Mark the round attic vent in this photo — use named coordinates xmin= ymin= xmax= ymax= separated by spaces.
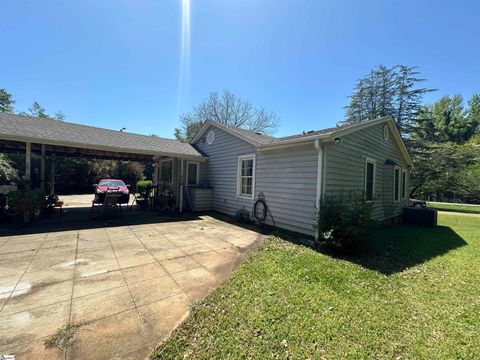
xmin=383 ymin=124 xmax=389 ymax=141
xmin=206 ymin=130 xmax=215 ymax=144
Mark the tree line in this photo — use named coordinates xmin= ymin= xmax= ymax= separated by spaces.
xmin=342 ymin=65 xmax=480 ymax=202
xmin=0 ymin=89 xmax=65 ymax=120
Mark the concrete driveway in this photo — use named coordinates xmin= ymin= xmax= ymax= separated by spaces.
xmin=0 ymin=215 xmax=263 ymax=359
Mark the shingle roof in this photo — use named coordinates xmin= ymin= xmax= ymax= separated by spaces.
xmin=0 ymin=113 xmax=203 ymax=157
xmin=210 ymin=122 xmax=277 ymax=146
xmin=207 ymin=120 xmax=367 ymax=147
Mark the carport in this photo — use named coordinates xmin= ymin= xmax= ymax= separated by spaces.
xmin=0 ymin=113 xmax=207 ymax=212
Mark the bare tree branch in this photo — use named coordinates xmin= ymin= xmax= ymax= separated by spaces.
xmin=175 ymin=90 xmax=279 ymax=142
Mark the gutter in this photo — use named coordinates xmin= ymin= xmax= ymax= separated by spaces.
xmin=258 ymin=135 xmax=333 ymax=151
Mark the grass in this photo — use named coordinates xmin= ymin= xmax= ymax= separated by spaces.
xmin=428 ymin=201 xmax=480 ymax=214
xmin=150 ymin=213 xmax=479 ymax=359
xmin=44 ymin=322 xmax=86 ymax=351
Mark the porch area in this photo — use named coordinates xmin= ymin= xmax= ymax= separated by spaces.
xmin=0 ymin=113 xmax=212 ymax=220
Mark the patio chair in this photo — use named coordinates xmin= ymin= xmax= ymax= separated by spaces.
xmin=103 ymin=192 xmax=121 ymax=218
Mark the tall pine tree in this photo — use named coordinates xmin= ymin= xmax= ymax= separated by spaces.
xmin=344 ymin=65 xmax=434 ymax=133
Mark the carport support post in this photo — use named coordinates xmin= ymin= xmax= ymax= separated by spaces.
xmin=50 ymin=157 xmax=55 ymax=195
xmin=25 ymin=142 xmax=31 ymax=181
xmin=179 ymin=158 xmax=184 ymax=213
xmin=40 ymin=144 xmax=46 ymax=192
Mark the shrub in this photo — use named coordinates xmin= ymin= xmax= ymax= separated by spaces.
xmin=136 ymin=179 xmax=153 ymax=195
xmin=0 ymin=154 xmax=17 ymax=183
xmin=235 ymin=207 xmax=252 ymax=224
xmin=7 ymin=190 xmax=45 ymax=213
xmin=316 ymin=192 xmax=374 ymax=253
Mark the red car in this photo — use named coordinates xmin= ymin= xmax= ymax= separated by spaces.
xmin=94 ymin=179 xmax=130 ymax=204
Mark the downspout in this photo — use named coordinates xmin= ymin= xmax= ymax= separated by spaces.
xmin=314 ymin=139 xmax=324 ymax=241
xmin=179 ymin=158 xmax=184 ymax=213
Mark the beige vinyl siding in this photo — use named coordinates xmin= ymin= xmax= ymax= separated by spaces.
xmin=195 ymin=126 xmax=256 ymax=216
xmin=256 ymin=144 xmax=318 ymax=236
xmin=324 ymin=123 xmax=409 ymax=220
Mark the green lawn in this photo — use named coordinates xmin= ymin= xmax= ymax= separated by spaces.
xmin=428 ymin=201 xmax=480 ymax=214
xmin=151 ymin=213 xmax=479 ymax=359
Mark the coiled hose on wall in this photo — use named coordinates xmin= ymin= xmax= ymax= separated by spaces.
xmin=252 ymin=194 xmax=275 ymax=228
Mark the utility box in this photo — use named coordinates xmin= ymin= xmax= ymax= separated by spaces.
xmin=403 ymin=207 xmax=438 ymax=226
xmin=188 ymin=187 xmax=213 ymax=212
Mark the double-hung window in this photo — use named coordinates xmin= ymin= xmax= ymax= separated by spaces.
xmin=365 ymin=158 xmax=376 ymax=201
xmin=401 ymin=169 xmax=407 ymax=199
xmin=393 ymin=166 xmax=401 ymax=202
xmin=237 ymin=154 xmax=255 ymax=198
xmin=160 ymin=159 xmax=173 ymax=183
xmin=187 ymin=161 xmax=199 ymax=186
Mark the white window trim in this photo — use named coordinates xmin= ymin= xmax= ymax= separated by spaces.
xmin=364 ymin=157 xmax=376 ymax=202
xmin=186 ymin=161 xmax=200 ymax=186
xmin=236 ymin=154 xmax=256 ymax=199
xmin=393 ymin=165 xmax=401 ymax=202
xmin=159 ymin=158 xmax=174 ymax=184
xmin=401 ymin=169 xmax=407 ymax=200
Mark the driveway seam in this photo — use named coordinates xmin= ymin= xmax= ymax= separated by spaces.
xmin=104 ymin=228 xmax=149 ymax=338
xmin=128 ymin=225 xmax=195 ymax=301
xmin=141 ymin=224 xmax=217 ymax=277
xmin=0 ymin=236 xmax=11 ymax=247
xmin=0 ymin=233 xmax=49 ymax=313
xmin=65 ymin=230 xmax=80 ymax=360
xmin=67 ymin=231 xmax=80 ymax=323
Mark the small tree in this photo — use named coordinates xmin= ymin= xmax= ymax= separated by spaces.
xmin=28 ymin=101 xmax=49 ymax=118
xmin=0 ymin=88 xmax=15 ymax=113
xmin=53 ymin=111 xmax=66 ymax=121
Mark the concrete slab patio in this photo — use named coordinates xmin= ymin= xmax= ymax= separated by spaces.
xmin=0 ymin=214 xmax=264 ymax=359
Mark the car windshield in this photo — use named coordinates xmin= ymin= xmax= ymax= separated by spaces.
xmin=99 ymin=180 xmax=126 ymax=187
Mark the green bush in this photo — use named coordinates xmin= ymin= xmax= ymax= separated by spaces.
xmin=235 ymin=207 xmax=252 ymax=224
xmin=136 ymin=179 xmax=153 ymax=195
xmin=7 ymin=190 xmax=46 ymax=214
xmin=0 ymin=154 xmax=17 ymax=183
xmin=316 ymin=192 xmax=374 ymax=253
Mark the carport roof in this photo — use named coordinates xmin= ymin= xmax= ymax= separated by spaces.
xmin=0 ymin=113 xmax=204 ymax=158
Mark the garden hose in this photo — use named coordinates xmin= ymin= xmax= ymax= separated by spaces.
xmin=253 ymin=196 xmax=275 ymax=228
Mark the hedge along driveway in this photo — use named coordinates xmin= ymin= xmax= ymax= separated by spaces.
xmin=151 ymin=212 xmax=479 ymax=359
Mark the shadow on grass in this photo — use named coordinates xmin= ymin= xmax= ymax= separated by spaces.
xmin=342 ymin=224 xmax=467 ymax=275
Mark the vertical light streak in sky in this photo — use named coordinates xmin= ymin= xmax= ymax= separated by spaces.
xmin=177 ymin=0 xmax=191 ymax=113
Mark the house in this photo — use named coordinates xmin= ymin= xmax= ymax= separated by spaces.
xmin=189 ymin=116 xmax=412 ymax=238
xmin=0 ymin=113 xmax=412 ymax=239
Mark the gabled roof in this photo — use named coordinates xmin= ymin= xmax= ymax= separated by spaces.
xmin=191 ymin=117 xmax=413 ymax=167
xmin=0 ymin=113 xmax=204 ymax=158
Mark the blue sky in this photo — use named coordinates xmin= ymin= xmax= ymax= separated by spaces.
xmin=1 ymin=0 xmax=479 ymax=138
